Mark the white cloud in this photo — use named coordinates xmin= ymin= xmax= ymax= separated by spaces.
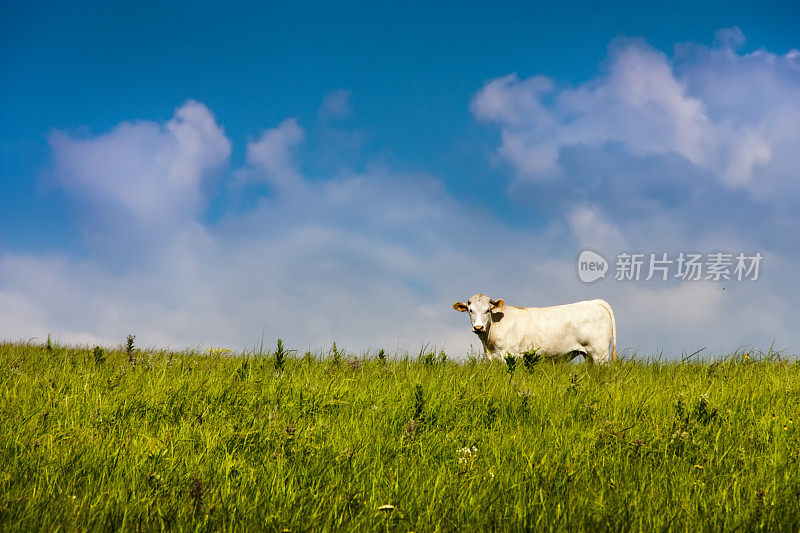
xmin=49 ymin=100 xmax=230 ymax=227
xmin=473 ymin=30 xmax=800 ymax=197
xmin=472 ymin=29 xmax=800 ymax=249
xmin=242 ymin=118 xmax=306 ymax=193
xmin=713 ymin=27 xmax=746 ymax=50
xmin=567 ymin=205 xmax=626 ymax=252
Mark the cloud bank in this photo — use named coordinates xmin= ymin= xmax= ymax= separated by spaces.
xmin=470 ymin=28 xmax=800 ymax=353
xmin=2 ymin=29 xmax=799 ymax=357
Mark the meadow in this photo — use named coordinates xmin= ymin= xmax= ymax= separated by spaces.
xmin=1 ymin=339 xmax=799 ymax=531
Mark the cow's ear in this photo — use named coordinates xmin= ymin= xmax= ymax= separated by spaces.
xmin=490 ymin=299 xmax=505 ymax=309
xmin=453 ymin=302 xmax=468 ymax=312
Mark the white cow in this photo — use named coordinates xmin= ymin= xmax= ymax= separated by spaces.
xmin=453 ymin=294 xmax=617 ymax=363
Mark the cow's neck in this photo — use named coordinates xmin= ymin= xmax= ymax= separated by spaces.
xmin=480 ymin=327 xmax=498 ymax=354
xmin=483 ymin=310 xmax=511 ymax=355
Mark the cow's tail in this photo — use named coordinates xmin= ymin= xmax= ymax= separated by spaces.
xmin=597 ymin=300 xmax=617 ymax=361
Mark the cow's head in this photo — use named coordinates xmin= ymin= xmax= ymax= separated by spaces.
xmin=453 ymin=293 xmax=505 ymax=334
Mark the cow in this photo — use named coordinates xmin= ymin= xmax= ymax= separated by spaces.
xmin=453 ymin=294 xmax=617 ymax=363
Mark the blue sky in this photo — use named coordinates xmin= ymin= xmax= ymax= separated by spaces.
xmin=2 ymin=1 xmax=800 ymax=355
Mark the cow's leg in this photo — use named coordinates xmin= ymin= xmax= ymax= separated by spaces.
xmin=570 ymin=350 xmax=586 ymax=363
xmin=576 ymin=339 xmax=597 ymax=364
xmin=583 ymin=340 xmax=610 ymax=364
xmin=596 ymin=345 xmax=612 ymax=364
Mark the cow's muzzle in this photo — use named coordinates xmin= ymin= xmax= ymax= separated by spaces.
xmin=473 ymin=325 xmax=485 ymax=333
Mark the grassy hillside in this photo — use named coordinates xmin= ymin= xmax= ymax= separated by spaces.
xmin=1 ymin=341 xmax=799 ymax=531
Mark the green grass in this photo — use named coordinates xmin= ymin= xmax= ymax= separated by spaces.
xmin=1 ymin=341 xmax=800 ymax=531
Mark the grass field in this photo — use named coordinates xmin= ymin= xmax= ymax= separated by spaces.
xmin=1 ymin=340 xmax=799 ymax=531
